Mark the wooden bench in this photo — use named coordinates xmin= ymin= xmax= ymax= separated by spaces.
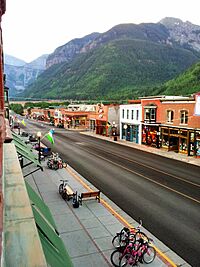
xmin=63 ymin=185 xmax=75 ymax=201
xmin=78 ymin=191 xmax=100 ymax=205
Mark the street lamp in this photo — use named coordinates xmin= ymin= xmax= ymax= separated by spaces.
xmin=37 ymin=131 xmax=42 ymax=162
xmin=123 ymin=124 xmax=127 ymax=140
xmin=17 ymin=119 xmax=20 ymax=135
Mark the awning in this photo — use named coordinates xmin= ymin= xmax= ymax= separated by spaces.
xmin=12 ymin=133 xmax=43 ymax=177
xmin=25 ymin=182 xmax=73 ymax=267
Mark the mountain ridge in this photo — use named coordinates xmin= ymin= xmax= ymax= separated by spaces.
xmin=14 ymin=17 xmax=200 ymax=99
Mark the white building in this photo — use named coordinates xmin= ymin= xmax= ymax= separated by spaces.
xmin=120 ymin=104 xmax=142 ymax=144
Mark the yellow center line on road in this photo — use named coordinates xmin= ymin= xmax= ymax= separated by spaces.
xmin=65 ymin=166 xmax=177 ymax=267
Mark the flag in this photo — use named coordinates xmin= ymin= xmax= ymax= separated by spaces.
xmin=45 ymin=131 xmax=54 ymax=144
xmin=21 ymin=119 xmax=26 ymax=126
xmin=49 ymin=128 xmax=55 ymax=134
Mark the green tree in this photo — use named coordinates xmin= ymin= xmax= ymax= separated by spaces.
xmin=10 ymin=103 xmax=24 ymax=115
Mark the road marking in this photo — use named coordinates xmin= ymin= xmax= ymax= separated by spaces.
xmin=66 ymin=166 xmax=177 ymax=267
xmin=84 ymin=140 xmax=200 ymax=188
xmin=77 ymin=146 xmax=200 ymax=204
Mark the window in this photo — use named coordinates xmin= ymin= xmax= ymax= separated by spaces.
xmin=122 ymin=109 xmax=124 ymax=119
xmin=127 ymin=110 xmax=129 ymax=119
xmin=144 ymin=108 xmax=156 ymax=122
xmin=167 ymin=110 xmax=174 ymax=123
xmin=180 ymin=110 xmax=188 ymax=124
xmin=136 ymin=110 xmax=139 ymax=120
xmin=131 ymin=110 xmax=134 ymax=120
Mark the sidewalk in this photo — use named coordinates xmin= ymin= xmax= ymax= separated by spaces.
xmin=25 ymin=160 xmax=191 ymax=267
xmin=81 ymin=131 xmax=200 ymax=167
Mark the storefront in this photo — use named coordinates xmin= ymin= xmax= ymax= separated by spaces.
xmin=122 ymin=123 xmax=140 ymax=143
xmin=142 ymin=124 xmax=160 ymax=148
xmin=196 ymin=131 xmax=200 ymax=157
xmin=96 ymin=120 xmax=108 ymax=135
xmin=160 ymin=127 xmax=198 ymax=156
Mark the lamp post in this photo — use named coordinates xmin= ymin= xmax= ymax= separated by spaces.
xmin=37 ymin=131 xmax=42 ymax=162
xmin=17 ymin=119 xmax=20 ymax=135
xmin=123 ymin=124 xmax=127 ymax=140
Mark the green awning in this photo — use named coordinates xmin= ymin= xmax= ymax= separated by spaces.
xmin=12 ymin=132 xmax=33 ymax=150
xmin=12 ymin=137 xmax=43 ymax=177
xmin=25 ymin=181 xmax=73 ymax=267
xmin=26 ymin=182 xmax=56 ymax=229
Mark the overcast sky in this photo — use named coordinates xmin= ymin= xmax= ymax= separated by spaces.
xmin=2 ymin=0 xmax=200 ymax=63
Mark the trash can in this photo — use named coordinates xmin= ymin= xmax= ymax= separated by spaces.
xmin=114 ymin=136 xmax=117 ymax=141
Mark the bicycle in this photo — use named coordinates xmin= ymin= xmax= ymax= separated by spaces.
xmin=111 ymin=237 xmax=156 ymax=267
xmin=112 ymin=219 xmax=149 ymax=249
xmin=119 ymin=238 xmax=156 ymax=266
xmin=58 ymin=179 xmax=69 ymax=200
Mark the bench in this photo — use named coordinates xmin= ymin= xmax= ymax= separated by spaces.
xmin=63 ymin=185 xmax=75 ymax=201
xmin=78 ymin=191 xmax=100 ymax=205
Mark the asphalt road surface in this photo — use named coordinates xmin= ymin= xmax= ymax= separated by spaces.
xmin=23 ymin=120 xmax=200 ymax=266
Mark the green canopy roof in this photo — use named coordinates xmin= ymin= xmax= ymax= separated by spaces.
xmin=12 ymin=133 xmax=43 ymax=176
xmin=25 ymin=181 xmax=73 ymax=267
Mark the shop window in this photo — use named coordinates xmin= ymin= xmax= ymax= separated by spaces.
xmin=144 ymin=108 xmax=156 ymax=122
xmin=162 ymin=135 xmax=169 ymax=147
xmin=179 ymin=138 xmax=187 ymax=152
xmin=166 ymin=110 xmax=174 ymax=123
xmin=180 ymin=110 xmax=188 ymax=124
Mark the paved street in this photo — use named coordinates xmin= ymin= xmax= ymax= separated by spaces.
xmin=20 ymin=119 xmax=200 ymax=266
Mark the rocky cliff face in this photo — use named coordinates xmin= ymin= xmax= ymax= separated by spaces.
xmin=46 ymin=18 xmax=200 ymax=71
xmin=46 ymin=32 xmax=100 ymax=69
xmin=4 ymin=54 xmax=48 ymax=97
xmin=160 ymin=17 xmax=200 ymax=51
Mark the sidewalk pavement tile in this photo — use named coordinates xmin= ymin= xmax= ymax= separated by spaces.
xmin=47 ymin=201 xmax=73 ymax=215
xmin=72 ymin=205 xmax=96 ymax=220
xmin=80 ymin=217 xmax=105 ymax=229
xmin=72 ymin=252 xmax=110 ymax=267
xmin=97 ymin=214 xmax=122 ymax=226
xmin=41 ymin=190 xmax=63 ymax=203
xmin=61 ymin=229 xmax=99 ymax=258
xmin=54 ymin=213 xmax=83 ymax=234
xmin=87 ymin=226 xmax=111 ymax=239
xmin=93 ymin=236 xmax=115 ymax=251
xmin=36 ymin=182 xmax=56 ymax=193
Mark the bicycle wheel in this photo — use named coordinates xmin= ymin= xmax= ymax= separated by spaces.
xmin=142 ymin=246 xmax=156 ymax=264
xmin=59 ymin=184 xmax=63 ymax=194
xmin=110 ymin=249 xmax=123 ymax=267
xmin=62 ymin=192 xmax=67 ymax=200
xmin=119 ymin=253 xmax=137 ymax=267
xmin=112 ymin=234 xmax=127 ymax=248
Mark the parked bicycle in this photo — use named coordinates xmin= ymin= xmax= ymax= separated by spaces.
xmin=111 ymin=237 xmax=156 ymax=267
xmin=59 ymin=179 xmax=69 ymax=200
xmin=112 ymin=219 xmax=148 ymax=249
xmin=47 ymin=152 xmax=65 ymax=170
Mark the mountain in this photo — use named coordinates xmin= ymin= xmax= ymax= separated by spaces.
xmin=4 ymin=54 xmax=26 ymax=66
xmin=21 ymin=18 xmax=200 ymax=100
xmin=4 ymin=54 xmax=48 ymax=97
xmin=46 ymin=32 xmax=100 ymax=68
xmin=152 ymin=61 xmax=200 ymax=96
xmin=160 ymin=17 xmax=200 ymax=52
